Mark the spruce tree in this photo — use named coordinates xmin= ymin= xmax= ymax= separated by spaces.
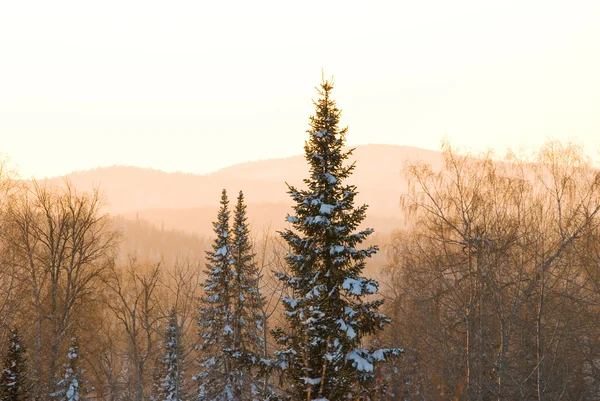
xmin=195 ymin=189 xmax=236 ymax=401
xmin=150 ymin=354 xmax=164 ymax=401
xmin=230 ymin=191 xmax=272 ymax=400
xmin=52 ymin=337 xmax=84 ymax=401
xmin=156 ymin=308 xmax=185 ymax=401
xmin=273 ymin=79 xmax=402 ymax=400
xmin=0 ymin=329 xmax=28 ymax=401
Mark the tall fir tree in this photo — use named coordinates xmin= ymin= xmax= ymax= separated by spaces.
xmin=273 ymin=79 xmax=402 ymax=400
xmin=52 ymin=337 xmax=84 ymax=401
xmin=195 ymin=189 xmax=237 ymax=401
xmin=0 ymin=329 xmax=28 ymax=401
xmin=155 ymin=308 xmax=185 ymax=401
xmin=230 ymin=191 xmax=272 ymax=400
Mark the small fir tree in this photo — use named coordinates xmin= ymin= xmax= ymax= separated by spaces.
xmin=273 ymin=79 xmax=402 ymax=400
xmin=156 ymin=308 xmax=185 ymax=401
xmin=0 ymin=329 xmax=28 ymax=401
xmin=230 ymin=191 xmax=272 ymax=400
xmin=150 ymin=354 xmax=164 ymax=401
xmin=195 ymin=189 xmax=237 ymax=401
xmin=52 ymin=337 xmax=84 ymax=401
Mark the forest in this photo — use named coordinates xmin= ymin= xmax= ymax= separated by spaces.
xmin=1 ymin=81 xmax=600 ymax=401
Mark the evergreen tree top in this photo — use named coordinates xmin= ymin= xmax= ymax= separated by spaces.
xmin=213 ymin=189 xmax=230 ymax=242
xmin=302 ymin=79 xmax=354 ymax=192
xmin=51 ymin=337 xmax=83 ymax=401
xmin=67 ymin=337 xmax=79 ymax=359
xmin=167 ymin=307 xmax=179 ymax=329
xmin=7 ymin=329 xmax=25 ymax=353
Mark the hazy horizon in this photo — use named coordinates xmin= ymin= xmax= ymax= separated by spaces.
xmin=35 ymin=144 xmax=439 ymax=236
xmin=22 ymin=143 xmax=438 ymax=179
xmin=2 ymin=1 xmax=600 ymax=178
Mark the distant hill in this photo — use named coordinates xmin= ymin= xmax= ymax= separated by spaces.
xmin=46 ymin=144 xmax=442 ymax=236
xmin=123 ymin=202 xmax=411 ymax=238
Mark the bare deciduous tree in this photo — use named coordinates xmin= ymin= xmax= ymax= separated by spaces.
xmin=384 ymin=141 xmax=600 ymax=401
xmin=103 ymin=256 xmax=162 ymax=401
xmin=0 ymin=158 xmax=22 ymax=345
xmin=6 ymin=181 xmax=119 ymax=398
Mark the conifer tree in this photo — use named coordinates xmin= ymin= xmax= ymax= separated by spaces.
xmin=195 ymin=189 xmax=237 ymax=401
xmin=230 ymin=191 xmax=272 ymax=400
xmin=150 ymin=355 xmax=163 ymax=401
xmin=0 ymin=329 xmax=28 ymax=401
xmin=156 ymin=308 xmax=185 ymax=401
xmin=52 ymin=337 xmax=84 ymax=401
xmin=273 ymin=79 xmax=402 ymax=400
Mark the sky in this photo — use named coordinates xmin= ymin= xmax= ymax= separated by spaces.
xmin=1 ymin=0 xmax=599 ymax=178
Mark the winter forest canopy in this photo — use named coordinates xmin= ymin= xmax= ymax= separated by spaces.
xmin=1 ymin=80 xmax=600 ymax=401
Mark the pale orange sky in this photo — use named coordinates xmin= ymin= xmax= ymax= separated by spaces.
xmin=1 ymin=1 xmax=599 ymax=178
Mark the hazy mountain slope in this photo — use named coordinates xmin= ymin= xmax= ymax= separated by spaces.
xmin=123 ymin=202 xmax=406 ymax=238
xmin=113 ymin=215 xmax=209 ymax=264
xmin=48 ymin=144 xmax=441 ymax=235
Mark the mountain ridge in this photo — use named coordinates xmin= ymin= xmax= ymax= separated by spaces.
xmin=42 ymin=144 xmax=442 ymax=235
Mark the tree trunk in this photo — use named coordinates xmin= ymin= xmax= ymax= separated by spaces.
xmin=536 ymin=271 xmax=545 ymax=401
